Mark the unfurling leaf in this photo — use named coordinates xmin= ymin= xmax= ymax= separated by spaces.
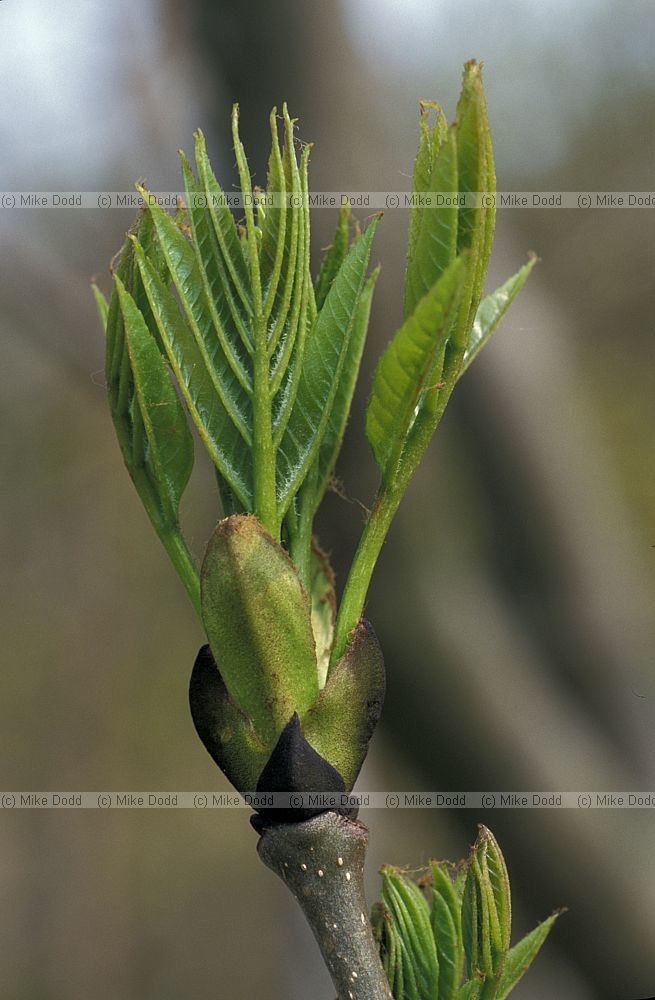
xmin=334 ymin=61 xmax=534 ymax=660
xmin=302 ymin=264 xmax=380 ymax=520
xmin=180 ymin=148 xmax=253 ymax=388
xmin=99 ymin=102 xmax=382 ymax=602
xmin=430 ymin=862 xmax=465 ymax=1000
xmin=404 ymin=109 xmax=458 ymax=320
xmin=376 ymin=829 xmax=558 ymax=1000
xmin=92 ymin=283 xmax=109 ymax=331
xmin=373 ymin=902 xmax=403 ymax=995
xmin=458 ymin=979 xmax=484 ymax=999
xmin=461 ymin=256 xmax=537 ymax=376
xmin=315 ymin=203 xmax=351 ymax=311
xmin=276 ymin=216 xmax=380 ymax=513
xmin=496 ymin=913 xmax=561 ymax=1000
xmin=102 ymin=216 xmax=200 ymax=612
xmin=462 ymin=826 xmax=511 ymax=993
xmin=406 ymin=101 xmax=447 ymax=282
xmin=378 ymin=868 xmax=440 ymax=1000
xmin=114 ymin=274 xmax=194 ymax=524
xmin=193 ymin=128 xmax=253 ymax=319
xmin=132 ymin=237 xmax=254 ymax=508
xmin=135 ymin=187 xmax=253 ymax=444
xmin=454 ymin=60 xmax=495 ymax=329
xmin=366 ymin=254 xmax=467 ymax=482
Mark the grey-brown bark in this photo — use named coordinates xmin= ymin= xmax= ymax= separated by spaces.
xmin=258 ymin=812 xmax=393 ymax=1000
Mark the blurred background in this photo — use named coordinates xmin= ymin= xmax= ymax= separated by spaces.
xmin=1 ymin=1 xmax=653 ymax=997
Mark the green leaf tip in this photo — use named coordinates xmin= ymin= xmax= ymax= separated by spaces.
xmin=91 ymin=282 xmax=109 ymax=333
xmin=496 ymin=911 xmax=563 ymax=1000
xmin=462 ymin=255 xmax=537 ymax=376
xmin=315 ymin=202 xmax=352 ymax=311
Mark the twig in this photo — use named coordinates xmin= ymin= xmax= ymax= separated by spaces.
xmin=257 ymin=811 xmax=393 ymax=1000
